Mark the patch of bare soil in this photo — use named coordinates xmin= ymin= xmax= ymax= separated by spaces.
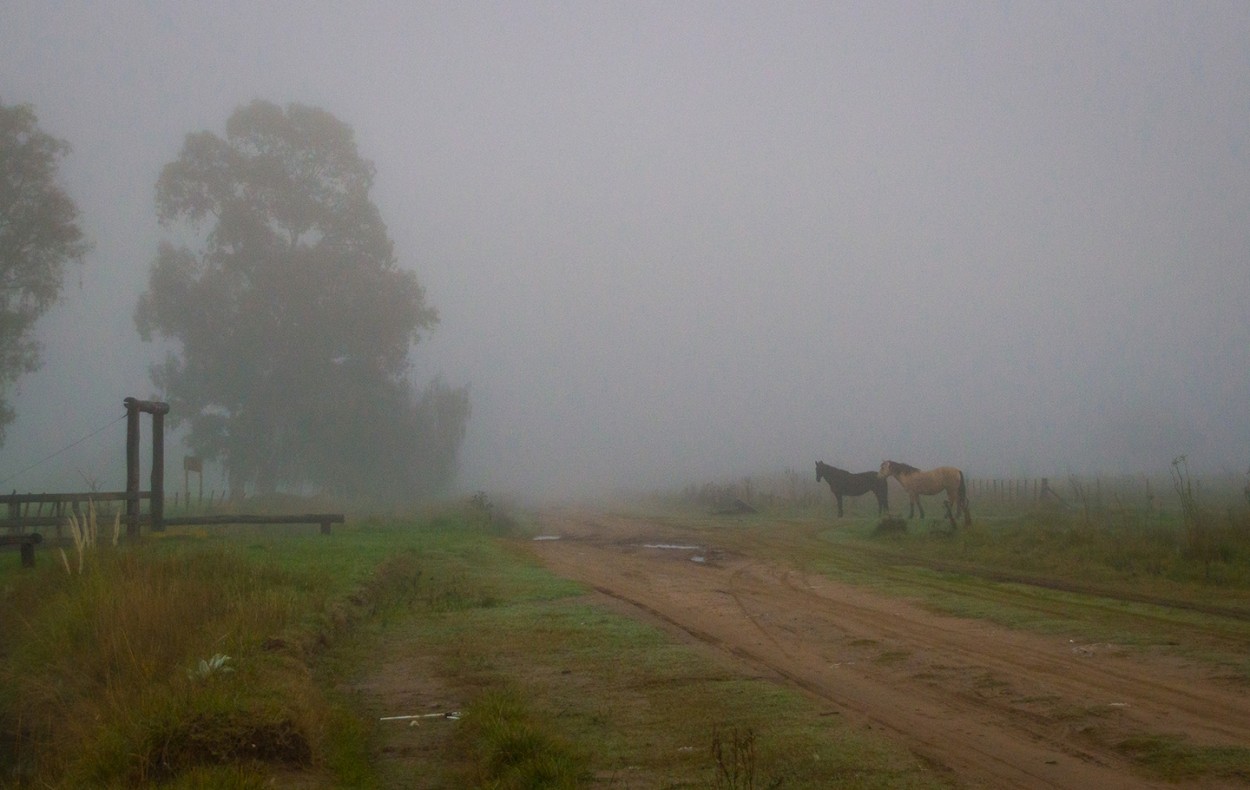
xmin=524 ymin=510 xmax=1250 ymax=789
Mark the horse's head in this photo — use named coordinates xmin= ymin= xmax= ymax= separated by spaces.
xmin=815 ymin=461 xmax=826 ymax=482
xmin=878 ymin=460 xmax=894 ymax=478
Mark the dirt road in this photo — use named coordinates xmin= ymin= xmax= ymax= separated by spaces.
xmin=527 ymin=510 xmax=1250 ymax=789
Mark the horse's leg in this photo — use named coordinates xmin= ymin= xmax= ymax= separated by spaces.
xmin=915 ymin=494 xmax=924 ymax=520
xmin=835 ymin=493 xmax=843 ymax=518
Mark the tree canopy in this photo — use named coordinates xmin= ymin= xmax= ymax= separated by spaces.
xmin=0 ymin=101 xmax=88 ymax=446
xmin=136 ymin=100 xmax=467 ymax=500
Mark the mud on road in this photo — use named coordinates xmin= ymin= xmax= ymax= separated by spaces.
xmin=527 ymin=510 xmax=1250 ymax=789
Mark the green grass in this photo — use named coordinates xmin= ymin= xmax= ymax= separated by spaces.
xmin=798 ymin=503 xmax=1250 ymax=606
xmin=1112 ymin=734 xmax=1250 ymax=783
xmin=349 ymin=520 xmax=952 ymax=790
xmin=372 ymin=594 xmax=944 ymax=789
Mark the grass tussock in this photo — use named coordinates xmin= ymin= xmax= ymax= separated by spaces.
xmin=453 ymin=685 xmax=586 ymax=789
xmin=872 ymin=516 xmax=908 ymax=537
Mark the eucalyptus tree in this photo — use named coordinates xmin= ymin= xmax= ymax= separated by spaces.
xmin=0 ymin=101 xmax=88 ymax=445
xmin=136 ymin=100 xmax=466 ymax=500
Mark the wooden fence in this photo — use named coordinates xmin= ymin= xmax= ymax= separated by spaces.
xmin=2 ymin=397 xmax=344 ymax=568
xmin=1 ymin=491 xmax=146 ymax=537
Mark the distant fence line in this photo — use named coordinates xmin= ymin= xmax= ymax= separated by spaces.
xmin=966 ymin=475 xmax=1243 ymax=509
xmin=682 ymin=470 xmax=1249 ymax=512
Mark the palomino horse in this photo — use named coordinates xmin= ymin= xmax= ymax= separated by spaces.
xmin=816 ymin=461 xmax=888 ymax=517
xmin=878 ymin=460 xmax=971 ymax=526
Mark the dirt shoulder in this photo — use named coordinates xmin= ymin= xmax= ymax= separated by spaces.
xmin=526 ymin=510 xmax=1250 ymax=789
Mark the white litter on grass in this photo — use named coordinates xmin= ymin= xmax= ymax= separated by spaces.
xmin=1070 ymin=641 xmax=1111 ymax=656
xmin=643 ymin=543 xmax=701 ymax=550
xmin=380 ymin=712 xmax=461 ymax=722
xmin=690 ymin=556 xmax=706 ymax=563
xmin=532 ymin=535 xmax=562 ymax=541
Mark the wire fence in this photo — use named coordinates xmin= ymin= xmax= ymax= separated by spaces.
xmin=673 ymin=468 xmax=1250 ymax=517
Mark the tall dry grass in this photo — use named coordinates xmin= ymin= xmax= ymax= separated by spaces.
xmin=58 ymin=499 xmax=120 ymax=575
xmin=0 ymin=543 xmax=355 ymax=785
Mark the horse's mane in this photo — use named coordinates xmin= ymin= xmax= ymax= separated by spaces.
xmin=889 ymin=461 xmax=921 ymax=474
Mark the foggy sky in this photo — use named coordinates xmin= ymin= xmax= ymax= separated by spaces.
xmin=2 ymin=2 xmax=1248 ymax=499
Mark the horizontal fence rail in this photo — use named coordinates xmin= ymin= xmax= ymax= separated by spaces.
xmin=165 ymin=513 xmax=345 ymax=535
xmin=1 ymin=491 xmax=145 ymax=534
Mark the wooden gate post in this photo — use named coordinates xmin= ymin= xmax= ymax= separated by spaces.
xmin=123 ymin=397 xmax=171 ymax=539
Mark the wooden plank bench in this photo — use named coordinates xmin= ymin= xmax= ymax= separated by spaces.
xmin=0 ymin=533 xmax=43 ymax=568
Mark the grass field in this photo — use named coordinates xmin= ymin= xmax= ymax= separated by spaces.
xmin=0 ymin=505 xmax=953 ymax=788
xmin=1 ymin=488 xmax=1248 ymax=787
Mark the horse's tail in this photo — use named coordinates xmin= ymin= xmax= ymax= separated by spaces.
xmin=958 ymin=470 xmax=971 ymax=525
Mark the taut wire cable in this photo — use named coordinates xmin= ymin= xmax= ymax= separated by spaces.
xmin=0 ymin=413 xmax=129 ymax=488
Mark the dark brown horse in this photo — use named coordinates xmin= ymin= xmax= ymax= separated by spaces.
xmin=878 ymin=460 xmax=971 ymax=526
xmin=816 ymin=461 xmax=888 ymax=517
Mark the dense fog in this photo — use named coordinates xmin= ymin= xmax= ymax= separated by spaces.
xmin=2 ymin=3 xmax=1248 ymax=501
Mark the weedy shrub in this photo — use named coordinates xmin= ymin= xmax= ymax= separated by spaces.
xmin=712 ymin=726 xmax=760 ymax=790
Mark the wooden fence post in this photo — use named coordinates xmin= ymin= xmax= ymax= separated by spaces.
xmin=151 ymin=408 xmax=165 ymax=532
xmin=125 ymin=398 xmax=140 ymax=539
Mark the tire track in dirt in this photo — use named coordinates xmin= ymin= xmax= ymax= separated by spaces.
xmin=717 ymin=558 xmax=1137 ymax=788
xmin=527 ymin=511 xmax=1250 ymax=789
xmin=767 ymin=563 xmax=1250 ymax=747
